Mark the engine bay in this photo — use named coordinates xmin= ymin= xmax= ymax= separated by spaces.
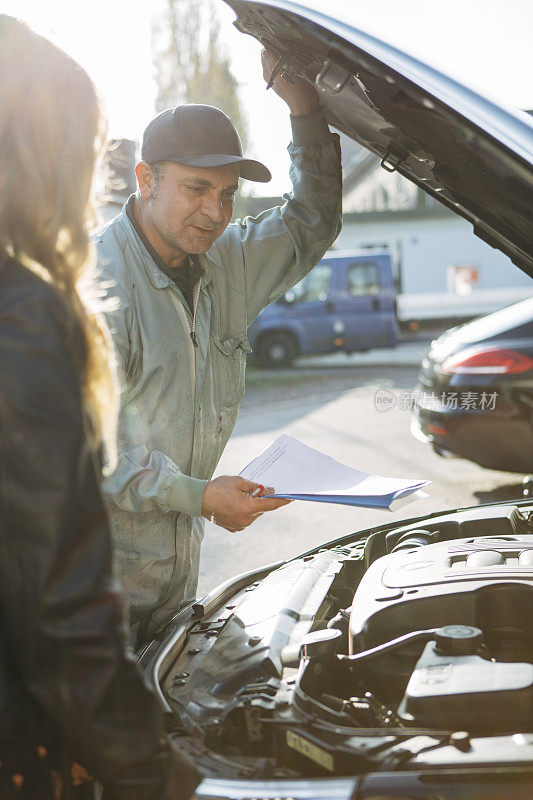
xmin=349 ymin=530 xmax=533 ymax=727
xmin=144 ymin=502 xmax=533 ymax=779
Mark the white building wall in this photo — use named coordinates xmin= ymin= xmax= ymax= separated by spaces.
xmin=335 ymin=213 xmax=531 ymax=295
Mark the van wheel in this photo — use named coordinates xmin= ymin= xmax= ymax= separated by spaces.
xmin=257 ymin=333 xmax=296 ymax=368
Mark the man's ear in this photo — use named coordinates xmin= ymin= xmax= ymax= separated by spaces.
xmin=135 ymin=161 xmax=155 ymax=200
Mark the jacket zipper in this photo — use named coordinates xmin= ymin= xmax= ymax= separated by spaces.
xmin=191 ymin=280 xmax=201 ymax=349
xmin=169 ymin=280 xmax=202 ymax=400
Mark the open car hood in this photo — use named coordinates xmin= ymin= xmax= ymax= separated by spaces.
xmin=142 ymin=498 xmax=533 ymax=796
xmin=224 ymin=0 xmax=533 ymax=276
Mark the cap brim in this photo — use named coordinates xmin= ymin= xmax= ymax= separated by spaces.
xmin=165 ymin=153 xmax=271 ymax=183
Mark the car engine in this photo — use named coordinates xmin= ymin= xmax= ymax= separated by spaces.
xmin=149 ymin=503 xmax=533 ymax=778
xmin=349 ymin=533 xmax=533 ymax=731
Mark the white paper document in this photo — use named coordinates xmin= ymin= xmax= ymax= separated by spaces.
xmin=240 ymin=434 xmax=429 ymax=511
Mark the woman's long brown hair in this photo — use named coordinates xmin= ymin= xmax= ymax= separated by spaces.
xmin=0 ymin=15 xmax=117 ymax=465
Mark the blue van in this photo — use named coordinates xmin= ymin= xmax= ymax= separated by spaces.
xmin=247 ymin=250 xmax=398 ymax=366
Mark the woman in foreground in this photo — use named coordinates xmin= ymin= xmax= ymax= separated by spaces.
xmin=0 ymin=15 xmax=200 ymax=799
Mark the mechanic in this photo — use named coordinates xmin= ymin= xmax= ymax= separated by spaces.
xmin=97 ymin=50 xmax=342 ymax=646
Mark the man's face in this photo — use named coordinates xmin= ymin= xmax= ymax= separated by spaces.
xmin=144 ymin=161 xmax=239 ymax=260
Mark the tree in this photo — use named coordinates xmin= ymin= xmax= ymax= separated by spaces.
xmin=151 ymin=0 xmax=247 ymax=147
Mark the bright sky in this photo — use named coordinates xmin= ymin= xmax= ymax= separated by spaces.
xmin=2 ymin=0 xmax=532 ymax=195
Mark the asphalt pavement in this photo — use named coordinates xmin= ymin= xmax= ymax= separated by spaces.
xmin=197 ymin=340 xmax=526 ymax=597
xmin=289 ymin=339 xmax=430 ymax=369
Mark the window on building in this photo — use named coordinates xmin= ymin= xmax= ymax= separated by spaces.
xmin=347 ymin=262 xmax=380 ymax=296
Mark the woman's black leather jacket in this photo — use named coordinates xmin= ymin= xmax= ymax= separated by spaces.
xmin=0 ymin=253 xmax=201 ymax=799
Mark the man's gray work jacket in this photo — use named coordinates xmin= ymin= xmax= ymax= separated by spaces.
xmin=97 ymin=109 xmax=342 ymax=641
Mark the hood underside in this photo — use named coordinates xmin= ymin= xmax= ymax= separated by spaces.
xmin=224 ymin=0 xmax=533 ymax=277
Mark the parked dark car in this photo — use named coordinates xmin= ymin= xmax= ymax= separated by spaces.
xmin=140 ymin=1 xmax=533 ymax=798
xmin=248 ymin=250 xmax=397 ymax=366
xmin=412 ymin=298 xmax=533 ymax=473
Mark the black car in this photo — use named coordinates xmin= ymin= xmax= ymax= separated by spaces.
xmin=412 ymin=298 xmax=533 ymax=473
xmin=140 ymin=1 xmax=533 ymax=797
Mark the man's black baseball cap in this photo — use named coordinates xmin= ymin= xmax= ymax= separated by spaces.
xmin=141 ymin=104 xmax=271 ymax=183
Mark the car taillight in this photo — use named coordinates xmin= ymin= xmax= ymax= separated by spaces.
xmin=428 ymin=424 xmax=448 ymax=435
xmin=441 ymin=347 xmax=533 ymax=375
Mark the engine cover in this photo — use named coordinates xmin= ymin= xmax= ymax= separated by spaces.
xmin=349 ymin=535 xmax=533 ymax=699
xmin=398 ymin=640 xmax=533 ymax=730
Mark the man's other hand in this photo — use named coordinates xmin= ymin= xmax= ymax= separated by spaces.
xmin=201 ymin=475 xmax=291 ymax=532
xmin=261 ymin=49 xmax=319 ymax=117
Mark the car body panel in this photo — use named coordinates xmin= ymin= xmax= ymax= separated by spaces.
xmin=413 ymin=300 xmax=533 ymax=471
xmin=322 ymin=252 xmax=396 ymax=351
xmin=247 ymin=250 xmax=397 ymax=360
xmin=427 ymin=298 xmax=533 ymax=362
xmin=358 ymin=768 xmax=533 ymax=800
